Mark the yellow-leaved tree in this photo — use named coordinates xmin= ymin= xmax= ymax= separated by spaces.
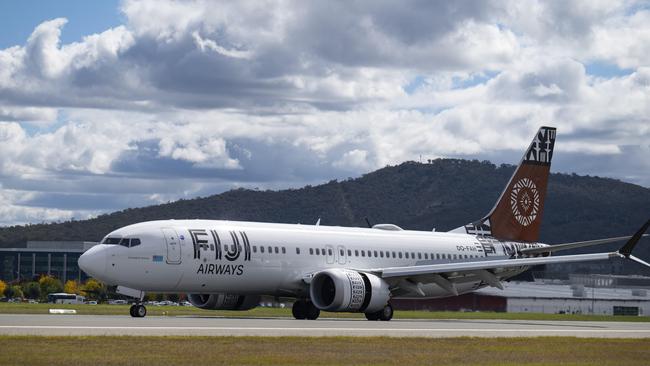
xmin=64 ymin=280 xmax=84 ymax=295
xmin=0 ymin=280 xmax=6 ymax=297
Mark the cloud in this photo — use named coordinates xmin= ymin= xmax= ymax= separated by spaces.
xmin=0 ymin=0 xmax=648 ymax=225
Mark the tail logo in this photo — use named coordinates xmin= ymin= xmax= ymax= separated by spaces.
xmin=510 ymin=178 xmax=540 ymax=226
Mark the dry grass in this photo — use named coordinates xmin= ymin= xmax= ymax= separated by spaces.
xmin=1 ymin=336 xmax=649 ymax=365
xmin=1 ymin=302 xmax=649 ymax=322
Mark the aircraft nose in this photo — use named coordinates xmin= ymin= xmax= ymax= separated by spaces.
xmin=78 ymin=245 xmax=108 ymax=280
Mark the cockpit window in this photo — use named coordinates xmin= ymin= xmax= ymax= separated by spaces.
xmin=130 ymin=239 xmax=141 ymax=247
xmin=102 ymin=237 xmax=122 ymax=245
xmin=119 ymin=238 xmax=130 ymax=247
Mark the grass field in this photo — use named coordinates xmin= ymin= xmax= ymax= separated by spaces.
xmin=1 ymin=336 xmax=649 ymax=365
xmin=1 ymin=302 xmax=649 ymax=322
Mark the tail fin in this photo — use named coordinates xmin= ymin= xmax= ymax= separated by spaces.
xmin=454 ymin=126 xmax=557 ymax=242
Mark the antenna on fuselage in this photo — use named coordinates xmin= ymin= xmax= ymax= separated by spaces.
xmin=315 ymin=218 xmax=321 ymax=226
xmin=365 ymin=217 xmax=372 ymax=228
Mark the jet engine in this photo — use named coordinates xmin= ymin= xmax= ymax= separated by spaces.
xmin=309 ymin=269 xmax=390 ymax=313
xmin=187 ymin=293 xmax=260 ymax=310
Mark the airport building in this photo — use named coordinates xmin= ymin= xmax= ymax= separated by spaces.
xmin=0 ymin=241 xmax=97 ymax=283
xmin=392 ymin=275 xmax=650 ymax=316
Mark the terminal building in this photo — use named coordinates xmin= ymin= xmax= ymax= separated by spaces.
xmin=0 ymin=241 xmax=97 ymax=283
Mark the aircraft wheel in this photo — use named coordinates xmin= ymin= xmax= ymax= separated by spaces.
xmin=379 ymin=304 xmax=393 ymax=321
xmin=135 ymin=304 xmax=147 ymax=318
xmin=292 ymin=300 xmax=307 ymax=320
xmin=129 ymin=304 xmax=137 ymax=317
xmin=365 ymin=311 xmax=380 ymax=321
xmin=305 ymin=302 xmax=321 ymax=320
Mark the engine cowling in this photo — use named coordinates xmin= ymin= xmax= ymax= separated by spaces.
xmin=309 ymin=269 xmax=390 ymax=313
xmin=187 ymin=293 xmax=260 ymax=310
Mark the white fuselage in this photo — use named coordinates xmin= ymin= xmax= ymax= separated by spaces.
xmin=81 ymin=219 xmax=546 ymax=299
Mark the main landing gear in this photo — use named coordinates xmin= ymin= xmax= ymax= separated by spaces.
xmin=292 ymin=299 xmax=321 ymax=320
xmin=364 ymin=304 xmax=393 ymax=321
xmin=129 ymin=303 xmax=147 ymax=318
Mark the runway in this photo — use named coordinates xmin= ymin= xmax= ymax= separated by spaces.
xmin=1 ymin=314 xmax=649 ymax=337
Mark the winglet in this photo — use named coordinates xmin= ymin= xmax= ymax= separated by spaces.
xmin=618 ymin=219 xmax=650 ymax=257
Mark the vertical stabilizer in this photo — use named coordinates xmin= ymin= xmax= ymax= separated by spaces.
xmin=454 ymin=126 xmax=556 ymax=242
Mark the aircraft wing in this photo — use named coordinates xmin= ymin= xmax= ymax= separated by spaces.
xmin=520 ymin=234 xmax=649 ymax=255
xmin=368 ymin=220 xmax=650 ymax=296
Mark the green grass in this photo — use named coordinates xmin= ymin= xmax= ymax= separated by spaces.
xmin=1 ymin=336 xmax=649 ymax=365
xmin=1 ymin=302 xmax=649 ymax=322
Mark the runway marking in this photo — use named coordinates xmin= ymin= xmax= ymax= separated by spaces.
xmin=1 ymin=326 xmax=649 ymax=333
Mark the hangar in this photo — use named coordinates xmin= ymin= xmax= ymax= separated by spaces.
xmin=392 ymin=275 xmax=650 ymax=316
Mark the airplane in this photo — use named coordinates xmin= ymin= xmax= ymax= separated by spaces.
xmin=78 ymin=126 xmax=650 ymax=320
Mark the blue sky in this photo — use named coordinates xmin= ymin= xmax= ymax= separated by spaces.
xmin=0 ymin=1 xmax=122 ymax=48
xmin=0 ymin=0 xmax=648 ymax=225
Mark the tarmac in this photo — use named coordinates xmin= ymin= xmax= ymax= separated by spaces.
xmin=1 ymin=314 xmax=650 ymax=337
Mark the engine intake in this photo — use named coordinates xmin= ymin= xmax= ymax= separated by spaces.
xmin=309 ymin=269 xmax=390 ymax=313
xmin=187 ymin=293 xmax=260 ymax=310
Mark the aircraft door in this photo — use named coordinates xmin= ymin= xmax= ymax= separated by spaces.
xmin=337 ymin=245 xmax=347 ymax=264
xmin=162 ymin=228 xmax=181 ymax=264
xmin=325 ymin=245 xmax=335 ymax=264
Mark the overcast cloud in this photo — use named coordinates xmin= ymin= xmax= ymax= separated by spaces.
xmin=0 ymin=0 xmax=648 ymax=225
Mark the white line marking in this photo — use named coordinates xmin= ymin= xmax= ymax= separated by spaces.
xmin=0 ymin=326 xmax=649 ymax=333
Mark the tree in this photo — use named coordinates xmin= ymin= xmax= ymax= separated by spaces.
xmin=22 ymin=282 xmax=41 ymax=300
xmin=82 ymin=279 xmax=106 ymax=301
xmin=0 ymin=280 xmax=6 ymax=297
xmin=39 ymin=275 xmax=63 ymax=295
xmin=64 ymin=280 xmax=80 ymax=295
xmin=5 ymin=285 xmax=23 ymax=299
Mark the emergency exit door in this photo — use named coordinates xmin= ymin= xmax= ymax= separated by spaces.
xmin=162 ymin=228 xmax=181 ymax=264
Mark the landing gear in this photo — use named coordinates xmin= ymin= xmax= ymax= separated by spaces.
xmin=365 ymin=304 xmax=393 ymax=321
xmin=130 ymin=304 xmax=147 ymax=318
xmin=292 ymin=299 xmax=320 ymax=320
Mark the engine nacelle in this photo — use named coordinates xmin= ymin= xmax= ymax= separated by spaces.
xmin=309 ymin=269 xmax=390 ymax=313
xmin=187 ymin=293 xmax=260 ymax=310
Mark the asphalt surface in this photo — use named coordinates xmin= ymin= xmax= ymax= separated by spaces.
xmin=1 ymin=314 xmax=649 ymax=337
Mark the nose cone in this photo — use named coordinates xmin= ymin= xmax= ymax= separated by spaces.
xmin=78 ymin=245 xmax=108 ymax=281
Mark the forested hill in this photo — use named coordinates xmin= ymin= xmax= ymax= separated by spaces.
xmin=1 ymin=159 xmax=649 ymax=272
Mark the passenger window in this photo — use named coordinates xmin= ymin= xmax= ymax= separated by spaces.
xmin=347 ymin=250 xmax=352 ymax=256
xmin=418 ymin=253 xmax=422 ymax=259
xmin=380 ymin=251 xmax=384 ymax=258
xmin=296 ymin=248 xmax=300 ymax=255
xmin=411 ymin=252 xmax=415 ymax=259
xmin=392 ymin=251 xmax=396 ymax=258
xmin=253 ymin=246 xmax=257 ymax=253
xmin=282 ymin=247 xmax=286 ymax=254
xmin=130 ymin=239 xmax=141 ymax=247
xmin=424 ymin=253 xmax=428 ymax=260
xmin=275 ymin=247 xmax=279 ymax=254
xmin=340 ymin=249 xmax=344 ymax=256
xmin=268 ymin=246 xmax=272 ymax=253
xmin=316 ymin=248 xmax=320 ymax=255
xmin=374 ymin=250 xmax=378 ymax=257
xmin=309 ymin=248 xmax=313 ymax=255
xmin=261 ymin=246 xmax=265 ymax=253
xmin=361 ymin=250 xmax=365 ymax=257
xmin=405 ymin=252 xmax=409 ymax=259
xmin=355 ymin=250 xmax=359 ymax=256
xmin=322 ymin=249 xmax=326 ymax=256
xmin=398 ymin=252 xmax=403 ymax=259
xmin=328 ymin=249 xmax=333 ymax=255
